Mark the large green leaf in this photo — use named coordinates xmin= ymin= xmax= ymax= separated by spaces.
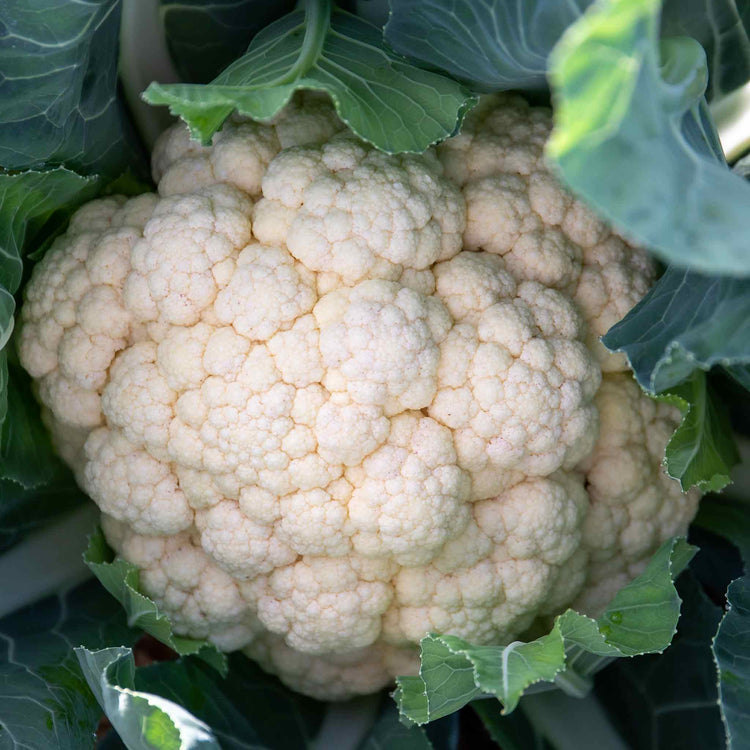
xmin=0 ymin=0 xmax=145 ymax=177
xmin=471 ymin=700 xmax=552 ymax=750
xmin=548 ymin=0 xmax=750 ymax=276
xmin=596 ymin=573 xmax=726 ymax=750
xmin=602 ymin=267 xmax=750 ymax=394
xmin=385 ymin=0 xmax=589 ymax=91
xmin=713 ymin=576 xmax=750 ymax=750
xmin=76 ymin=646 xmax=219 ymax=750
xmin=160 ymin=0 xmax=296 ymax=84
xmin=133 ymin=653 xmax=325 ymax=750
xmin=84 ymin=528 xmax=228 ymax=674
xmin=0 ymin=578 xmax=137 ymax=749
xmin=658 ymin=371 xmax=740 ymax=492
xmin=395 ymin=538 xmax=695 ymax=724
xmin=144 ymin=2 xmax=475 ymax=153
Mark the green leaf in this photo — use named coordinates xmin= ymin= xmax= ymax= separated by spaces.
xmin=547 ymin=0 xmax=750 ymax=276
xmin=84 ymin=527 xmax=228 ymax=675
xmin=0 ymin=577 xmax=137 ymax=749
xmin=661 ymin=0 xmax=750 ymax=101
xmin=144 ymin=3 xmax=475 ymax=154
xmin=75 ymin=646 xmax=219 ymax=750
xmin=160 ymin=0 xmax=296 ymax=84
xmin=713 ymin=575 xmax=750 ymax=750
xmin=385 ymin=0 xmax=588 ymax=91
xmin=596 ymin=573 xmax=726 ymax=750
xmin=0 ymin=0 xmax=146 ymax=177
xmin=657 ymin=371 xmax=740 ymax=492
xmin=395 ymin=538 xmax=695 ymax=725
xmin=602 ymin=267 xmax=750 ymax=395
xmin=134 ymin=653 xmax=325 ymax=750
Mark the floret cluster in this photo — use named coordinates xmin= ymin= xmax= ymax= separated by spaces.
xmin=18 ymin=94 xmax=699 ymax=698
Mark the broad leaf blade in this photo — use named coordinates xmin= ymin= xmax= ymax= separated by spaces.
xmin=0 ymin=578 xmax=137 ymax=749
xmin=385 ymin=0 xmax=589 ymax=91
xmin=602 ymin=267 xmax=750 ymax=394
xmin=548 ymin=0 xmax=750 ymax=276
xmin=144 ymin=9 xmax=475 ymax=154
xmin=395 ymin=538 xmax=695 ymax=725
xmin=84 ymin=528 xmax=228 ymax=674
xmin=712 ymin=576 xmax=750 ymax=750
xmin=0 ymin=0 xmax=146 ymax=178
xmin=76 ymin=646 xmax=219 ymax=750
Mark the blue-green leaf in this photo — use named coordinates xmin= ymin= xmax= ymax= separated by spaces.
xmin=385 ymin=0 xmax=589 ymax=91
xmin=76 ymin=646 xmax=219 ymax=750
xmin=0 ymin=0 xmax=146 ymax=177
xmin=0 ymin=578 xmax=137 ymax=749
xmin=548 ymin=0 xmax=750 ymax=276
xmin=144 ymin=5 xmax=475 ymax=154
xmin=602 ymin=267 xmax=750 ymax=394
xmin=713 ymin=576 xmax=750 ymax=750
xmin=84 ymin=527 xmax=228 ymax=675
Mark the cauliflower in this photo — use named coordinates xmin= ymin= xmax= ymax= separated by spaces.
xmin=17 ymin=93 xmax=700 ymax=700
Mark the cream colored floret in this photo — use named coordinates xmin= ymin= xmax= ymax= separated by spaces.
xmin=253 ymin=134 xmax=465 ymax=290
xmin=17 ymin=94 xmax=700 ymax=702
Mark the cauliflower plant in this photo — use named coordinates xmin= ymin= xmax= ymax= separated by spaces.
xmin=17 ymin=93 xmax=700 ymax=700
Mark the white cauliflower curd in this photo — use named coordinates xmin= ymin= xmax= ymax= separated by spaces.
xmin=17 ymin=93 xmax=700 ymax=700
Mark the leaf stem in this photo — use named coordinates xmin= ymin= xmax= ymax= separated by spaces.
xmin=278 ymin=0 xmax=331 ymax=84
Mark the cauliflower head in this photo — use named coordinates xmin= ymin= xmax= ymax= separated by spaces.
xmin=18 ymin=93 xmax=700 ymax=700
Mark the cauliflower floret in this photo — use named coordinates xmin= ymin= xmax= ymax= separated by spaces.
xmin=573 ymin=374 xmax=701 ymax=615
xmin=314 ymin=280 xmax=452 ymax=415
xmin=17 ymin=94 xmax=699 ymax=703
xmin=439 ymin=93 xmax=655 ymax=372
xmin=102 ymin=515 xmax=261 ymax=650
xmin=430 ymin=253 xmax=600 ymax=498
xmin=253 ymin=133 xmax=465 ymax=290
xmin=125 ymin=185 xmax=252 ymax=327
xmin=153 ymin=92 xmax=344 ymax=197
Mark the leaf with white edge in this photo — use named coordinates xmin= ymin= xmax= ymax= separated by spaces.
xmin=0 ymin=0 xmax=146 ymax=177
xmin=144 ymin=3 xmax=476 ymax=154
xmin=395 ymin=538 xmax=695 ymax=724
xmin=385 ymin=0 xmax=588 ymax=91
xmin=84 ymin=527 xmax=228 ymax=675
xmin=160 ymin=0 xmax=296 ymax=84
xmin=602 ymin=266 xmax=750 ymax=395
xmin=712 ymin=576 xmax=750 ymax=750
xmin=597 ymin=573 xmax=725 ymax=750
xmin=547 ymin=0 xmax=750 ymax=276
xmin=133 ymin=653 xmax=325 ymax=750
xmin=656 ymin=371 xmax=740 ymax=492
xmin=0 ymin=578 xmax=137 ymax=750
xmin=75 ymin=646 xmax=219 ymax=750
